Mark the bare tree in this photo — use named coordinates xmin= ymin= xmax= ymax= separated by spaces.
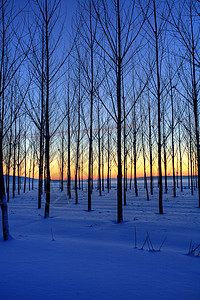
xmin=67 ymin=76 xmax=72 ymax=199
xmin=93 ymin=0 xmax=147 ymax=222
xmin=141 ymin=0 xmax=172 ymax=213
xmin=75 ymin=60 xmax=81 ymax=204
xmin=28 ymin=0 xmax=72 ymax=217
xmin=170 ymin=83 xmax=176 ymax=197
xmin=0 ymin=0 xmax=28 ymax=240
xmin=140 ymin=107 xmax=149 ymax=201
xmin=107 ymin=115 xmax=110 ymax=192
xmin=169 ymin=0 xmax=200 ymax=207
xmin=148 ymin=90 xmax=153 ymax=195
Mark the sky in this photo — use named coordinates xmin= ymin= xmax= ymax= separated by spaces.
xmin=9 ymin=0 xmax=194 ymax=181
xmin=14 ymin=0 xmax=77 ymax=28
xmin=16 ymin=0 xmax=76 ymax=16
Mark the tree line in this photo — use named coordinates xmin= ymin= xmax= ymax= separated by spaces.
xmin=0 ymin=0 xmax=200 ymax=240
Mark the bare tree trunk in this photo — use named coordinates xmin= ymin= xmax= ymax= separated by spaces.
xmin=81 ymin=141 xmax=83 ymax=191
xmin=38 ymin=26 xmax=44 ymax=209
xmin=78 ymin=165 xmax=81 ymax=190
xmin=154 ymin=0 xmax=163 ymax=213
xmin=110 ymin=167 xmax=111 ymax=190
xmin=92 ymin=151 xmax=94 ymax=190
xmin=0 ymin=0 xmax=10 ymax=239
xmin=163 ymin=112 xmax=167 ymax=193
xmin=88 ymin=1 xmax=94 ymax=211
xmin=141 ymin=116 xmax=149 ymax=201
xmin=97 ymin=98 xmax=101 ymax=196
xmin=195 ymin=155 xmax=198 ymax=189
xmin=176 ymin=156 xmax=179 ymax=189
xmin=123 ymin=92 xmax=127 ymax=205
xmin=44 ymin=165 xmax=47 ymax=193
xmin=24 ymin=115 xmax=27 ymax=193
xmin=191 ymin=35 xmax=200 ymax=207
xmin=133 ymin=104 xmax=138 ymax=196
xmin=75 ymin=65 xmax=81 ymax=205
xmin=67 ymin=80 xmax=71 ymax=199
xmin=61 ymin=130 xmax=64 ymax=192
xmin=117 ymin=0 xmax=123 ymax=222
xmin=17 ymin=117 xmax=21 ymax=195
xmin=188 ymin=140 xmax=190 ymax=189
xmin=32 ymin=146 xmax=35 ymax=190
xmin=29 ymin=154 xmax=31 ymax=191
xmin=179 ymin=120 xmax=183 ymax=192
xmin=7 ymin=107 xmax=12 ymax=202
xmin=171 ymin=84 xmax=176 ymax=197
xmin=0 ymin=133 xmax=10 ymax=240
xmin=102 ymin=121 xmax=104 ymax=192
xmin=148 ymin=98 xmax=153 ymax=195
xmin=44 ymin=0 xmax=50 ymax=218
xmin=107 ymin=117 xmax=110 ymax=193
xmin=13 ymin=116 xmax=16 ymax=198
xmin=7 ymin=147 xmax=11 ymax=202
xmin=129 ymin=146 xmax=133 ymax=190
xmin=38 ymin=103 xmax=44 ymax=208
xmin=193 ymin=162 xmax=195 ymax=190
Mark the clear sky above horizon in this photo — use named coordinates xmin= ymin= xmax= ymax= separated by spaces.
xmin=9 ymin=0 xmax=193 ymax=181
xmin=15 ymin=0 xmax=77 ymax=24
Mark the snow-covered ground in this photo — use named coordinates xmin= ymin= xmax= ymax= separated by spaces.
xmin=0 ymin=178 xmax=200 ymax=300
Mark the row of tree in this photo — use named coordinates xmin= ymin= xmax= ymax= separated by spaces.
xmin=1 ymin=0 xmax=200 ymax=241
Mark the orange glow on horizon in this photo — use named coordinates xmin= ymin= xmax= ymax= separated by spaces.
xmin=49 ymin=153 xmax=191 ymax=180
xmin=4 ymin=151 xmax=193 ymax=181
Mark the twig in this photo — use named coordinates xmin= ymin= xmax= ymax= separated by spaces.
xmin=191 ymin=243 xmax=200 ymax=253
xmin=188 ymin=239 xmax=192 ymax=255
xmin=134 ymin=227 xmax=137 ymax=248
xmin=141 ymin=236 xmax=147 ymax=250
xmin=147 ymin=232 xmax=154 ymax=251
xmin=51 ymin=228 xmax=55 ymax=241
xmin=146 ymin=235 xmax=151 ymax=250
xmin=159 ymin=236 xmax=167 ymax=251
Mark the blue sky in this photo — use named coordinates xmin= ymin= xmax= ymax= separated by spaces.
xmin=15 ymin=0 xmax=77 ymax=23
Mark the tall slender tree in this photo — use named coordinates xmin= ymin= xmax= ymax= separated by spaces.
xmin=169 ymin=0 xmax=200 ymax=207
xmin=93 ymin=0 xmax=147 ymax=222
xmin=0 ymin=0 xmax=27 ymax=240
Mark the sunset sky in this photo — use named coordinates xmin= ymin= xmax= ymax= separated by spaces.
xmin=8 ymin=0 xmax=196 ymax=183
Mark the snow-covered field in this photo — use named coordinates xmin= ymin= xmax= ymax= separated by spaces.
xmin=0 ymin=178 xmax=200 ymax=300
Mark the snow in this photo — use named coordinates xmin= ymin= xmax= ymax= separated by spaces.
xmin=0 ymin=178 xmax=200 ymax=300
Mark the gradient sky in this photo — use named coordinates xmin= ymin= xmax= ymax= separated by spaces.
xmin=11 ymin=0 xmax=192 ymax=181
